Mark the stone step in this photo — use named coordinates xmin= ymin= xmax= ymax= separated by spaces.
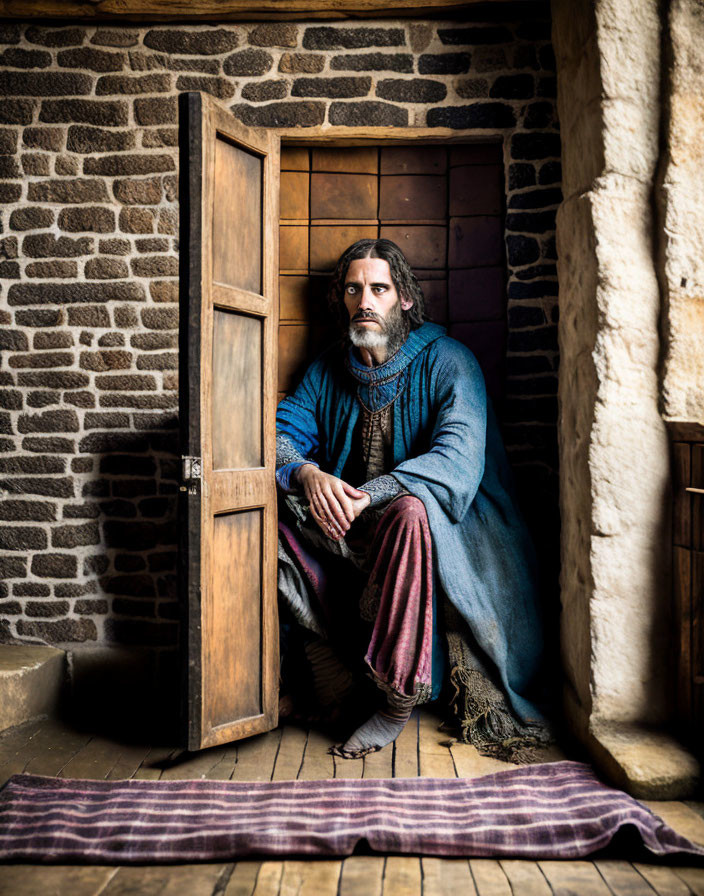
xmin=0 ymin=645 xmax=66 ymax=733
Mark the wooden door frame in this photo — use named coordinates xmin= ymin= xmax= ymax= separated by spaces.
xmin=277 ymin=127 xmax=506 ymax=148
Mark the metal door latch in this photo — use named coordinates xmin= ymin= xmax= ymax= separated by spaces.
xmin=181 ymin=455 xmax=202 ymax=495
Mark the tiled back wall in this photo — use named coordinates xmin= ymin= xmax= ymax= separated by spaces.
xmin=0 ymin=9 xmax=560 ymax=662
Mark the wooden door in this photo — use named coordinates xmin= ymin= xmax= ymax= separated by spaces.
xmin=178 ymin=91 xmax=279 ymax=751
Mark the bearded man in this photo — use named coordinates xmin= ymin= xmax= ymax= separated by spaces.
xmin=275 ymin=238 xmax=548 ymax=760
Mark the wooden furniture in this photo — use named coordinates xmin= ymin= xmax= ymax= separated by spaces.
xmin=670 ymin=420 xmax=704 ymax=748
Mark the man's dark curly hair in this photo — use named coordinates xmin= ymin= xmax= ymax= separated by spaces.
xmin=327 ymin=238 xmax=427 ymax=330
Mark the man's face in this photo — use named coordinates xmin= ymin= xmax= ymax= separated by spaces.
xmin=343 ymin=257 xmax=413 ymax=353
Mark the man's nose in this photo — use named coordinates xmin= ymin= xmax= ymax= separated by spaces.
xmin=358 ymin=286 xmax=375 ymax=309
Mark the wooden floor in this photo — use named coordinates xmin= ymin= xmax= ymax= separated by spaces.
xmin=0 ymin=709 xmax=703 ymax=895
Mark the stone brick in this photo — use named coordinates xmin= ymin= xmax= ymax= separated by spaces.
xmin=136 ymin=238 xmax=168 ymax=253
xmin=130 ymin=255 xmax=178 ymax=277
xmin=126 ymin=49 xmax=169 ymax=72
xmin=0 ymin=183 xmax=21 ymax=202
xmin=143 ymin=28 xmax=240 ymax=55
xmin=0 ymin=129 xmax=18 ymax=154
xmin=175 ymin=76 xmax=235 ymax=100
xmin=539 ymin=161 xmax=561 ymax=185
xmin=84 ymin=411 xmax=130 ymax=429
xmin=91 ymin=28 xmax=139 ymax=47
xmin=65 ymin=307 xmax=110 ymax=330
xmin=142 ymin=128 xmax=178 ymax=148
xmin=0 ymin=557 xmax=26 ymax=577
xmin=26 ymin=261 xmax=78 ymax=279
xmin=303 ymin=27 xmax=404 ymax=50
xmin=512 ymin=45 xmax=539 ymax=70
xmin=490 ymin=74 xmax=535 ymax=99
xmin=509 ymin=163 xmax=536 ymax=190
xmin=75 ymin=599 xmax=109 ymax=614
xmin=25 ymin=601 xmax=70 ymax=618
xmin=100 ymin=393 xmax=177 ymax=409
xmin=0 ymin=527 xmax=48 ymax=551
xmin=507 ymin=234 xmax=540 ymax=266
xmin=248 ymin=23 xmax=297 ymax=47
xmin=104 ymin=521 xmax=158 ymax=551
xmin=96 ymin=74 xmax=172 ymax=95
xmin=539 ymin=45 xmax=556 ymax=72
xmin=9 ymin=351 xmax=74 ymax=370
xmin=0 ymin=261 xmax=19 ymax=279
xmin=66 ymin=124 xmax=135 ymax=154
xmin=27 ymin=177 xmax=109 ymax=203
xmin=515 ymin=263 xmax=558 ymax=281
xmin=136 ymin=352 xmax=178 ymax=371
xmin=52 ymin=521 xmax=100 ymax=548
xmin=376 ymin=78 xmax=447 ymax=103
xmin=0 ymin=600 xmax=21 ymax=615
xmin=15 ymin=309 xmax=63 ymax=327
xmin=292 ymin=76 xmax=370 ymax=98
xmin=438 ymin=26 xmax=512 ymax=44
xmin=9 ymin=281 xmax=145 ymax=306
xmin=113 ymin=306 xmax=139 ymax=328
xmin=0 ymin=390 xmax=22 ymax=410
xmin=507 ymin=326 xmax=558 ymax=353
xmin=84 ymin=153 xmax=174 ymax=176
xmin=0 ymin=477 xmax=74 ymax=498
xmin=0 ymin=500 xmax=56 ymax=521
xmin=233 ymin=100 xmax=325 ymax=128
xmin=329 ymin=101 xmax=407 ymax=127
xmin=278 ymin=53 xmax=325 ymax=74
xmin=34 ymin=332 xmax=73 ymax=350
xmin=58 ymin=207 xmax=115 ymax=234
xmin=17 ymin=618 xmax=97 ymax=642
xmin=330 ymin=53 xmax=413 ymax=73
xmin=14 ymin=583 xmax=51 ymax=596
xmin=80 ymin=349 xmax=132 ymax=371
xmin=163 ymin=175 xmax=178 ymax=202
xmin=23 ymin=436 xmax=74 ymax=453
xmin=84 ymin=555 xmax=109 ymax=575
xmin=40 ymin=98 xmax=128 ymax=126
xmin=419 ymin=53 xmax=471 ymax=75
xmin=18 ymin=371 xmax=89 ymax=390
xmin=0 ymin=455 xmax=65 ymax=474
xmin=57 ymin=47 xmax=125 ymax=72
xmin=524 ymin=101 xmax=556 ymax=130
xmin=100 ymin=334 xmax=126 ymax=349
xmin=55 ymin=155 xmax=80 ymax=176
xmin=0 ymin=237 xmax=18 ymax=260
xmin=0 ymin=47 xmax=52 ymax=68
xmin=508 ymin=279 xmax=558 ymax=300
xmin=71 ymin=458 xmax=94 ymax=473
xmin=473 ymin=47 xmax=508 ymax=73
xmin=505 ymin=210 xmax=556 ymax=233
xmin=537 ymin=77 xmax=557 ymax=98
xmin=0 ymin=72 xmax=93 ymax=97
xmin=408 ymin=23 xmax=432 ymax=53
xmin=9 ymin=207 xmax=54 ymax=230
xmin=427 ymin=103 xmax=516 ymax=128
xmin=148 ymin=551 xmax=176 ymax=573
xmin=170 ymin=56 xmax=221 ymax=75
xmin=85 ymin=258 xmax=129 ymax=280
xmin=148 ymin=281 xmax=178 ymax=303
xmin=0 ymin=99 xmax=36 ymax=124
xmin=508 ymin=187 xmax=562 ymax=209
xmin=23 ymin=234 xmax=93 ymax=258
xmin=95 ymin=374 xmax=157 ymax=391
xmin=0 ymin=330 xmax=29 ymax=351
xmin=0 ymin=24 xmax=21 ymax=43
xmin=223 ymin=48 xmax=273 ymax=76
xmin=508 ymin=304 xmax=550 ymax=328
xmin=113 ymin=177 xmax=162 ymax=205
xmin=22 ymin=153 xmax=51 ymax=177
xmin=133 ymin=96 xmax=177 ymax=126
xmin=0 ymin=155 xmax=21 ymax=177
xmin=26 ymin=25 xmax=86 ymax=47
xmin=18 ymin=410 xmax=79 ymax=434
xmin=100 ymin=238 xmax=131 ymax=255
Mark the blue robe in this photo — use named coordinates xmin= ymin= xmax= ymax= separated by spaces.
xmin=276 ymin=322 xmax=545 ymax=727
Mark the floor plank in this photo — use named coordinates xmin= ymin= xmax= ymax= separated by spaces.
xmin=634 ymin=862 xmax=693 ymax=896
xmin=233 ymin=728 xmax=282 ymax=782
xmin=393 ymin=709 xmax=419 ymax=778
xmin=132 ymin=744 xmax=177 ymax=780
xmin=539 ymin=860 xmax=612 ymax=895
xmin=363 ymin=743 xmax=393 ymax=779
xmin=595 ymin=860 xmax=658 ymax=895
xmin=271 ymin=726 xmax=307 ymax=781
xmin=279 ymin=860 xmax=341 ymax=896
xmin=450 ymin=742 xmax=513 ymax=780
xmin=20 ymin=720 xmax=93 ymax=778
xmin=100 ymin=864 xmax=230 ymax=895
xmin=298 ymin=728 xmax=335 ymax=780
xmin=251 ymin=862 xmax=284 ymax=896
xmin=382 ymin=857 xmax=422 ymax=895
xmin=159 ymin=743 xmax=234 ymax=780
xmin=221 ymin=861 xmax=262 ymax=896
xmin=422 ymin=858 xmax=477 ymax=895
xmin=469 ymin=859 xmax=512 ymax=896
xmin=60 ymin=736 xmax=135 ymax=780
xmin=0 ymin=865 xmax=117 ymax=896
xmin=643 ymin=800 xmax=704 ymax=846
xmin=203 ymin=745 xmax=239 ymax=780
xmin=674 ymin=866 xmax=704 ymax=895
xmin=339 ymin=857 xmax=385 ymax=896
xmin=0 ymin=720 xmax=46 ymax=786
xmin=105 ymin=742 xmax=154 ymax=780
xmin=499 ymin=859 xmax=552 ymax=895
xmin=418 ymin=711 xmax=455 ymax=778
xmin=334 ymin=752 xmax=364 ymax=779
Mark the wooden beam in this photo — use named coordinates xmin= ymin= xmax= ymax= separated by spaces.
xmin=0 ymin=0 xmax=490 ymax=22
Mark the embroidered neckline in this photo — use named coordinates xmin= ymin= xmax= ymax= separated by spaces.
xmin=345 ymin=322 xmax=446 ymax=386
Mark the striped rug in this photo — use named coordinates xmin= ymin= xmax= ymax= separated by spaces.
xmin=0 ymin=761 xmax=702 ymax=863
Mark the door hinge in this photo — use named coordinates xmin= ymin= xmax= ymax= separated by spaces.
xmin=181 ymin=455 xmax=202 ymax=494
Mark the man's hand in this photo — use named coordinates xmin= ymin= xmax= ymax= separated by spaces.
xmin=297 ymin=465 xmax=371 ymax=540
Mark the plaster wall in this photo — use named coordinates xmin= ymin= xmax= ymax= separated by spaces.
xmin=553 ymin=0 xmax=670 ymax=726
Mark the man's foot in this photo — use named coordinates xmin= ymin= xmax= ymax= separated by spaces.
xmin=329 ymin=706 xmax=412 ymax=759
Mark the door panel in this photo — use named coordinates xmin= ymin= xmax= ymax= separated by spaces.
xmin=179 ymin=91 xmax=279 ymax=751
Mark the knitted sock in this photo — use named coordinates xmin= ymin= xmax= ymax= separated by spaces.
xmin=330 ymin=692 xmax=415 ymax=759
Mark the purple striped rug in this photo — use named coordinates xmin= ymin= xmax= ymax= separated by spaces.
xmin=0 ymin=761 xmax=702 ymax=863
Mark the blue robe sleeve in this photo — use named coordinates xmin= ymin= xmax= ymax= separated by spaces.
xmin=275 ymin=360 xmax=323 ymax=491
xmin=391 ymin=341 xmax=487 ymax=524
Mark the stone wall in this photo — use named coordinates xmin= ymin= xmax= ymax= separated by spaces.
xmin=0 ymin=9 xmax=561 ymax=683
xmin=553 ymin=0 xmax=670 ymax=726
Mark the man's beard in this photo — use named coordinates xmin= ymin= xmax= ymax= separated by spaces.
xmin=348 ymin=300 xmax=410 ymax=359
